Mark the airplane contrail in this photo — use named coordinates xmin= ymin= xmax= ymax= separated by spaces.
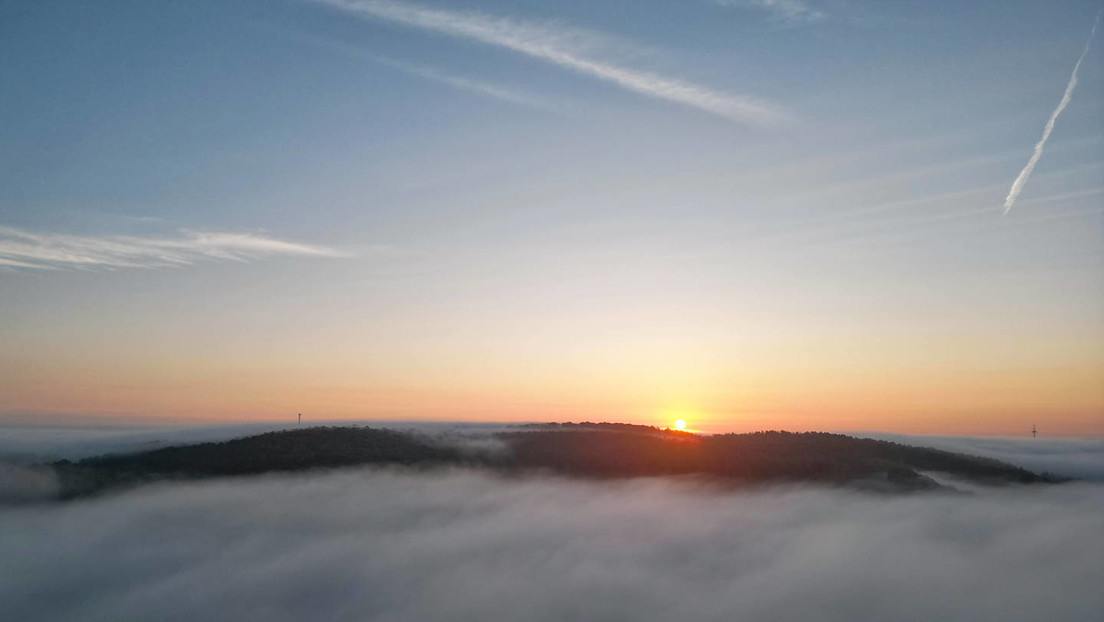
xmin=1003 ymin=11 xmax=1101 ymax=214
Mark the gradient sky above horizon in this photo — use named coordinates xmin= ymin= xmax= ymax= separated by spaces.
xmin=2 ymin=0 xmax=1102 ymax=436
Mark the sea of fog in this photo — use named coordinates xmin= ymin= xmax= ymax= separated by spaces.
xmin=1 ymin=422 xmax=1102 ymax=621
xmin=2 ymin=469 xmax=1102 ymax=622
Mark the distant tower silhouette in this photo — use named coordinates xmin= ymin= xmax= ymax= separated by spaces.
xmin=1032 ymin=424 xmax=1037 ymax=438
xmin=298 ymin=413 xmax=302 ymax=425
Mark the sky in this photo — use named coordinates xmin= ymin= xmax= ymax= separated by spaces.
xmin=1 ymin=0 xmax=1102 ymax=435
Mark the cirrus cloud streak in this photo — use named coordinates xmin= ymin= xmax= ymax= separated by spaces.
xmin=0 ymin=226 xmax=348 ymax=272
xmin=312 ymin=0 xmax=789 ymax=125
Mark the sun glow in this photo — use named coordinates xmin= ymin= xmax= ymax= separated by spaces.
xmin=674 ymin=419 xmax=686 ymax=431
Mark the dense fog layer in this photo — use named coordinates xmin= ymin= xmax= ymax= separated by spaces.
xmin=1 ymin=469 xmax=1100 ymax=622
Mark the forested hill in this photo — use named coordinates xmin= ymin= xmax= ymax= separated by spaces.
xmin=50 ymin=423 xmax=1047 ymax=499
xmin=502 ymin=424 xmax=1043 ymax=485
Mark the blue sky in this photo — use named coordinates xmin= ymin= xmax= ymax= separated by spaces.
xmin=1 ymin=0 xmax=1102 ymax=434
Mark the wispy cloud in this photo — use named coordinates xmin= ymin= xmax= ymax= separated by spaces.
xmin=1003 ymin=11 xmax=1100 ymax=214
xmin=713 ymin=0 xmax=825 ymax=23
xmin=276 ymin=27 xmax=560 ymax=112
xmin=0 ymin=227 xmax=347 ymax=272
xmin=376 ymin=55 xmax=561 ymax=111
xmin=311 ymin=0 xmax=789 ymax=125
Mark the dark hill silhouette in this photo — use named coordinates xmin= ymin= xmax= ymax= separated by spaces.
xmin=54 ymin=426 xmax=461 ymax=498
xmin=505 ymin=424 xmax=1041 ymax=485
xmin=50 ymin=423 xmax=1047 ymax=499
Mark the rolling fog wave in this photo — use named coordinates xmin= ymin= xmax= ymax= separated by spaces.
xmin=1 ymin=469 xmax=1101 ymax=622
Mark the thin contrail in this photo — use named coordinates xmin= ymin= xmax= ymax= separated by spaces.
xmin=1003 ymin=11 xmax=1101 ymax=214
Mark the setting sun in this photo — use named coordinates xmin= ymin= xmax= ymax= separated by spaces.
xmin=674 ymin=419 xmax=686 ymax=431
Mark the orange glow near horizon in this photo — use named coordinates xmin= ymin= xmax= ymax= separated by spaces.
xmin=0 ymin=361 xmax=1102 ymax=436
xmin=1 ymin=334 xmax=1102 ymax=436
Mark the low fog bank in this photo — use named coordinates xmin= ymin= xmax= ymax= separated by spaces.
xmin=1 ymin=470 xmax=1100 ymax=622
xmin=0 ymin=463 xmax=59 ymax=503
xmin=861 ymin=434 xmax=1104 ymax=481
xmin=0 ymin=421 xmax=517 ymax=462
